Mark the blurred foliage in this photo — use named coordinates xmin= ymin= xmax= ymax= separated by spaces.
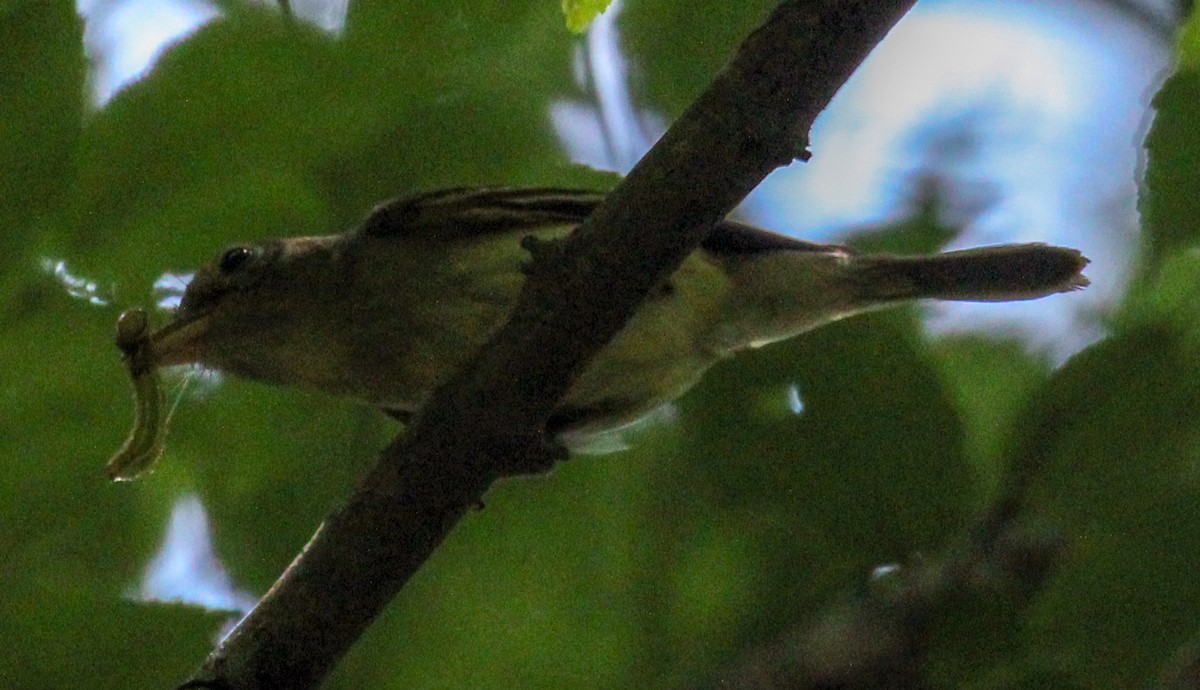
xmin=1140 ymin=50 xmax=1200 ymax=269
xmin=1 ymin=1 xmax=1199 ymax=689
xmin=562 ymin=0 xmax=614 ymax=32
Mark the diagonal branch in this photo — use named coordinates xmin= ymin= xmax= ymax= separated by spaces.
xmin=178 ymin=1 xmax=918 ymax=688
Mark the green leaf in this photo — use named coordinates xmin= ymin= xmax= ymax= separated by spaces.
xmin=1178 ymin=5 xmax=1200 ymax=68
xmin=624 ymin=0 xmax=779 ymax=117
xmin=562 ymin=0 xmax=613 ymax=32
xmin=66 ymin=12 xmax=355 ymax=280
xmin=1013 ymin=321 xmax=1200 ymax=687
xmin=930 ymin=336 xmax=1052 ymax=508
xmin=661 ymin=310 xmax=975 ymax=680
xmin=324 ymin=443 xmax=659 ymax=690
xmin=1138 ymin=62 xmax=1200 ymax=270
xmin=0 ymin=0 xmax=84 ymax=258
xmin=65 ymin=2 xmax=581 ymax=289
xmin=1123 ymin=246 xmax=1200 ymax=341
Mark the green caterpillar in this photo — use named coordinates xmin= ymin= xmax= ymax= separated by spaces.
xmin=106 ymin=308 xmax=167 ymax=481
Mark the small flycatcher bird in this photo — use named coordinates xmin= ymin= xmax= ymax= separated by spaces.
xmin=126 ymin=187 xmax=1087 ymax=459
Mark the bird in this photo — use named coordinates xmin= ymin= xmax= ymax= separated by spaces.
xmin=133 ymin=186 xmax=1087 ymax=455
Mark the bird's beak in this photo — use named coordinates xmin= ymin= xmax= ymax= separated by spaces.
xmin=147 ymin=310 xmax=212 ymax=368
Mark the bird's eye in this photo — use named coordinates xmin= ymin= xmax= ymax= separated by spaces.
xmin=218 ymin=246 xmax=256 ymax=274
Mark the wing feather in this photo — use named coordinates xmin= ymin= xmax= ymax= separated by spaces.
xmin=358 ymin=187 xmax=846 ymax=256
xmin=359 ymin=187 xmax=604 ymax=239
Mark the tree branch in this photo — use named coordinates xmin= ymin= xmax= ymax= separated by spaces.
xmin=179 ymin=1 xmax=918 ymax=688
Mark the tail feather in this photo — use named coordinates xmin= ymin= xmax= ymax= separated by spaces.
xmin=850 ymin=244 xmax=1089 ymax=303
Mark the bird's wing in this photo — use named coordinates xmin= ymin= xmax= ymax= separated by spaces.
xmin=700 ymin=219 xmax=846 ymax=255
xmin=358 ymin=187 xmax=606 ymax=239
xmin=359 ymin=186 xmax=845 ymax=255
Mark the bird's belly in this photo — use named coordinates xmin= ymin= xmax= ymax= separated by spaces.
xmin=347 ymin=233 xmax=731 ymax=438
xmin=555 ymin=260 xmax=730 ymax=437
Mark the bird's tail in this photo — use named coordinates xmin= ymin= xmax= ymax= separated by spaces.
xmin=848 ymin=243 xmax=1089 ymax=303
xmin=707 ymin=242 xmax=1088 ymax=355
